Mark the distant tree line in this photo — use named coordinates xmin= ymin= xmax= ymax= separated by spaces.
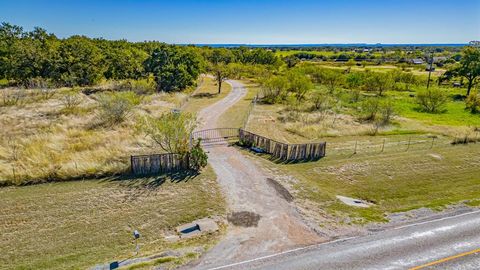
xmin=0 ymin=22 xmax=280 ymax=91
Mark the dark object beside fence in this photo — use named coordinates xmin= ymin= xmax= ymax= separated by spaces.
xmin=238 ymin=129 xmax=326 ymax=161
xmin=131 ymin=153 xmax=190 ymax=175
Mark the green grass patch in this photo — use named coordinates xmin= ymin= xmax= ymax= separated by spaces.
xmin=392 ymin=90 xmax=480 ymax=127
xmin=245 ymin=143 xmax=480 ymax=224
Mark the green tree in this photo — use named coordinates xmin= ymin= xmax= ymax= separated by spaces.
xmin=363 ymin=72 xmax=393 ymax=96
xmin=101 ymin=40 xmax=148 ymax=80
xmin=0 ymin=22 xmax=23 ymax=79
xmin=53 ymin=36 xmax=105 ymax=86
xmin=286 ymin=71 xmax=313 ymax=101
xmin=145 ymin=45 xmax=202 ymax=92
xmin=446 ymin=46 xmax=480 ymax=96
xmin=260 ymin=75 xmax=289 ymax=104
xmin=207 ymin=48 xmax=234 ymax=93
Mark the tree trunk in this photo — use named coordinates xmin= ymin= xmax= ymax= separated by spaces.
xmin=218 ymin=79 xmax=222 ymax=94
xmin=467 ymin=78 xmax=473 ymax=96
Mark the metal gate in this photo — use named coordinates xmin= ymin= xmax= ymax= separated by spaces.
xmin=190 ymin=128 xmax=240 ymax=145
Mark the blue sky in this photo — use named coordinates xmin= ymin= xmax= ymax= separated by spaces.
xmin=0 ymin=0 xmax=479 ymax=44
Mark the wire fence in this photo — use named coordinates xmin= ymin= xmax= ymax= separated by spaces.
xmin=327 ymin=135 xmax=452 ymax=157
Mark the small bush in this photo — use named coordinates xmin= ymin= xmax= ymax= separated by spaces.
xmin=189 ymin=139 xmax=208 ymax=171
xmin=466 ymin=91 xmax=480 ymax=113
xmin=1 ymin=89 xmax=27 ymax=107
xmin=360 ymin=98 xmax=380 ymax=121
xmin=61 ymin=89 xmax=82 ymax=111
xmin=260 ymin=75 xmax=288 ymax=104
xmin=138 ymin=111 xmax=196 ymax=154
xmin=416 ymin=87 xmax=448 ymax=113
xmin=97 ymin=91 xmax=141 ymax=125
xmin=378 ymin=99 xmax=395 ymax=125
xmin=311 ymin=91 xmax=333 ymax=112
xmin=112 ymin=77 xmax=156 ymax=95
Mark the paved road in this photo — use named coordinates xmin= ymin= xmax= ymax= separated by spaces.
xmin=189 ymin=80 xmax=323 ymax=269
xmin=211 ymin=210 xmax=480 ymax=270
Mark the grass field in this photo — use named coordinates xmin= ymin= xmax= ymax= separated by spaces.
xmin=0 ymin=86 xmax=186 ymax=185
xmin=0 ymin=166 xmax=226 ymax=270
xmin=246 ymin=143 xmax=480 ymax=224
xmin=242 ymin=79 xmax=480 ymax=225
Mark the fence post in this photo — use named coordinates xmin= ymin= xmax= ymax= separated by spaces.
xmin=406 ymin=137 xmax=411 ymax=151
xmin=130 ymin=155 xmax=134 ymax=174
xmin=381 ymin=138 xmax=385 ymax=153
xmin=430 ymin=137 xmax=435 ymax=149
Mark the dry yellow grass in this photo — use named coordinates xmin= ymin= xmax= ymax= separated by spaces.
xmin=0 ymin=87 xmax=184 ymax=185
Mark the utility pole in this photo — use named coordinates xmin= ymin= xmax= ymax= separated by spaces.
xmin=427 ymin=51 xmax=434 ymax=89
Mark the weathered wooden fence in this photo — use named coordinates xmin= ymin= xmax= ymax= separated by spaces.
xmin=131 ymin=128 xmax=326 ymax=175
xmin=131 ymin=153 xmax=190 ymax=175
xmin=239 ymin=129 xmax=326 ymax=161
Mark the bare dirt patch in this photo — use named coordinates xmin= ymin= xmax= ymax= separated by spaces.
xmin=266 ymin=178 xmax=294 ymax=202
xmin=227 ymin=211 xmax=261 ymax=227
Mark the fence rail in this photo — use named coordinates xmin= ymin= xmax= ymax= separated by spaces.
xmin=131 ymin=153 xmax=190 ymax=175
xmin=239 ymin=129 xmax=326 ymax=161
xmin=191 ymin=128 xmax=240 ymax=144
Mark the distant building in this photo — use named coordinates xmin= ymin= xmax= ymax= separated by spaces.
xmin=410 ymin=58 xmax=424 ymax=65
xmin=433 ymin=56 xmax=447 ymax=63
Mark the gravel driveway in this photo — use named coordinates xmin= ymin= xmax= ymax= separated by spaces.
xmin=189 ymin=80 xmax=324 ymax=269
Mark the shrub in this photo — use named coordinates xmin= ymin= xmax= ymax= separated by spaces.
xmin=346 ymin=72 xmax=364 ymax=89
xmin=465 ymin=91 xmax=480 ymax=113
xmin=360 ymin=98 xmax=380 ymax=121
xmin=286 ymin=71 xmax=313 ymax=101
xmin=260 ymin=75 xmax=288 ymax=104
xmin=112 ymin=78 xmax=156 ymax=95
xmin=378 ymin=99 xmax=395 ymax=125
xmin=416 ymin=87 xmax=448 ymax=113
xmin=138 ymin=111 xmax=196 ymax=154
xmin=189 ymin=139 xmax=208 ymax=171
xmin=311 ymin=68 xmax=344 ymax=93
xmin=311 ymin=91 xmax=333 ymax=112
xmin=359 ymin=98 xmax=395 ymax=125
xmin=1 ymin=89 xmax=27 ymax=107
xmin=61 ymin=89 xmax=82 ymax=111
xmin=97 ymin=91 xmax=141 ymax=125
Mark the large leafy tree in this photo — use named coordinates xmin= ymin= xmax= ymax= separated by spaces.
xmin=445 ymin=46 xmax=480 ymax=96
xmin=53 ymin=36 xmax=105 ymax=86
xmin=145 ymin=45 xmax=202 ymax=92
xmin=100 ymin=40 xmax=148 ymax=80
xmin=8 ymin=27 xmax=59 ymax=84
xmin=0 ymin=23 xmax=23 ymax=79
xmin=207 ymin=48 xmax=235 ymax=93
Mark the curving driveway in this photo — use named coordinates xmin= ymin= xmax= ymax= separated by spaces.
xmin=190 ymin=80 xmax=324 ymax=269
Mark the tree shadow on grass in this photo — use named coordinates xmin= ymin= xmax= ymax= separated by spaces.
xmin=192 ymin=93 xmax=218 ymax=99
xmin=103 ymin=170 xmax=200 ymax=190
xmin=103 ymin=170 xmax=201 ymax=202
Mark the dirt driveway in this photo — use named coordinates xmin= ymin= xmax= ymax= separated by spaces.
xmin=189 ymin=80 xmax=324 ymax=269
